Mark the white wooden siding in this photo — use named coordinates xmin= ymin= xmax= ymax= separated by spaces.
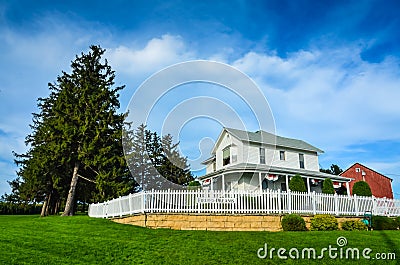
xmin=210 ymin=130 xmax=320 ymax=173
xmin=206 ymin=163 xmax=214 ymax=174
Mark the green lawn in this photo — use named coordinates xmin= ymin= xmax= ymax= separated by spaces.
xmin=0 ymin=215 xmax=398 ymax=264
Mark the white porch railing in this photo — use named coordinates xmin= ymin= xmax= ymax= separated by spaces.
xmin=88 ymin=189 xmax=400 ymax=219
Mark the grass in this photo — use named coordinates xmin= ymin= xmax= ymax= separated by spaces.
xmin=0 ymin=215 xmax=398 ymax=264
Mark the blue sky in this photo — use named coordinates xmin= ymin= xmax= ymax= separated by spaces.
xmin=1 ymin=0 xmax=400 ymax=198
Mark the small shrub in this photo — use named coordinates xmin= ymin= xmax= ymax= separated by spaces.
xmin=188 ymin=180 xmax=201 ymax=186
xmin=281 ymin=214 xmax=307 ymax=231
xmin=341 ymin=220 xmax=368 ymax=231
xmin=352 ymin=181 xmax=372 ymax=197
xmin=310 ymin=214 xmax=338 ymax=231
xmin=372 ymin=216 xmax=398 ymax=230
xmin=187 ymin=180 xmax=201 ymax=190
xmin=322 ymin=178 xmax=335 ymax=194
xmin=289 ymin=174 xmax=307 ymax=192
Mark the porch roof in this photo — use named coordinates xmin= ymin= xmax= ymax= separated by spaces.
xmin=199 ymin=163 xmax=352 ymax=182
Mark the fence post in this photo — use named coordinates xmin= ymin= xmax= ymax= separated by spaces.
xmin=334 ymin=193 xmax=339 ymax=216
xmin=354 ymin=195 xmax=359 ymax=216
xmin=371 ymin=195 xmax=376 ymax=215
xmin=128 ymin=193 xmax=132 ymax=214
xmin=278 ymin=189 xmax=282 ymax=214
xmin=150 ymin=189 xmax=154 ymax=213
xmin=312 ymin=191 xmax=316 ymax=215
xmin=141 ymin=191 xmax=145 ymax=213
xmin=118 ymin=196 xmax=123 ymax=217
xmin=288 ymin=190 xmax=292 ymax=214
xmin=105 ymin=201 xmax=109 ymax=218
xmin=167 ymin=189 xmax=171 ymax=213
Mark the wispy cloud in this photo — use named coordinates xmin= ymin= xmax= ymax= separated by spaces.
xmin=232 ymin=46 xmax=400 ymax=151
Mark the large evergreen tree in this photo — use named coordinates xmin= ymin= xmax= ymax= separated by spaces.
xmin=9 ymin=46 xmax=193 ymax=216
xmin=12 ymin=46 xmax=135 ymax=216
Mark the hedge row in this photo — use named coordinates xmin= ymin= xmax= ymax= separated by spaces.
xmin=280 ymin=214 xmax=399 ymax=231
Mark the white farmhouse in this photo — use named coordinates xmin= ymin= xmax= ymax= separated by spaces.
xmin=200 ymin=127 xmax=351 ymax=193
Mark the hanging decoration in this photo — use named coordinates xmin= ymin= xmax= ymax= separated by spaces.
xmin=202 ymin=178 xmax=211 ymax=185
xmin=266 ymin=174 xmax=279 ymax=181
xmin=311 ymin=179 xmax=321 ymax=186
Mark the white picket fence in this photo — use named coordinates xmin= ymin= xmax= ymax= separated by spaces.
xmin=88 ymin=189 xmax=400 ymax=218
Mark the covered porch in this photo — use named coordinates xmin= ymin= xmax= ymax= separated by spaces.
xmin=200 ymin=163 xmax=352 ymax=195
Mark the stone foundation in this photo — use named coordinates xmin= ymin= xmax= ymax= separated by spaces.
xmin=112 ymin=213 xmax=362 ymax=231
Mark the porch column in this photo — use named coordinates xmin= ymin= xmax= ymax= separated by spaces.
xmin=259 ymin=172 xmax=262 ymax=192
xmin=285 ymin=175 xmax=289 ymax=192
xmin=211 ymin=176 xmax=214 ymax=190
xmin=346 ymin=182 xmax=350 ymax=196
xmin=306 ymin=177 xmax=311 ymax=193
xmin=222 ymin=174 xmax=225 ymax=191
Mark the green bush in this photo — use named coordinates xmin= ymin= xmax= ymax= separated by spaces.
xmin=187 ymin=180 xmax=201 ymax=190
xmin=289 ymin=174 xmax=306 ymax=192
xmin=322 ymin=178 xmax=335 ymax=194
xmin=372 ymin=216 xmax=398 ymax=230
xmin=352 ymin=181 xmax=372 ymax=197
xmin=188 ymin=180 xmax=201 ymax=186
xmin=310 ymin=214 xmax=338 ymax=231
xmin=281 ymin=214 xmax=307 ymax=231
xmin=341 ymin=220 xmax=368 ymax=231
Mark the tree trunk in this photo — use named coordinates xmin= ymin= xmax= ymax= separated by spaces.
xmin=54 ymin=199 xmax=60 ymax=215
xmin=40 ymin=194 xmax=50 ymax=217
xmin=62 ymin=161 xmax=80 ymax=216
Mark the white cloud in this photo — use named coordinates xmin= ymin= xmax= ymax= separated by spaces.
xmin=232 ymin=46 xmax=400 ymax=151
xmin=106 ymin=35 xmax=195 ymax=77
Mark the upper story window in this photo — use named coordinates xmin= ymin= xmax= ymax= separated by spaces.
xmin=299 ymin=153 xmax=305 ymax=169
xmin=260 ymin=147 xmax=266 ymax=164
xmin=279 ymin=150 xmax=286 ymax=160
xmin=223 ymin=147 xmax=230 ymax=166
xmin=355 ymin=168 xmax=360 ymax=172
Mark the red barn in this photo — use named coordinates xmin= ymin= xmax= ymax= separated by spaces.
xmin=340 ymin=163 xmax=393 ymax=199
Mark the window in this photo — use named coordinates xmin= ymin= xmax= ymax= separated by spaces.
xmin=222 ymin=147 xmax=230 ymax=166
xmin=279 ymin=150 xmax=286 ymax=160
xmin=259 ymin=147 xmax=266 ymax=164
xmin=299 ymin=153 xmax=305 ymax=169
xmin=355 ymin=168 xmax=360 ymax=173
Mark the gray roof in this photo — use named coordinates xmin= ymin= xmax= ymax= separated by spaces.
xmin=224 ymin=127 xmax=324 ymax=153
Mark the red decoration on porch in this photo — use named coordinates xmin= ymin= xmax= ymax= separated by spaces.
xmin=311 ymin=179 xmax=321 ymax=185
xmin=266 ymin=174 xmax=279 ymax=181
xmin=203 ymin=179 xmax=211 ymax=185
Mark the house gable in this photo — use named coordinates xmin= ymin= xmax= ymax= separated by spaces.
xmin=204 ymin=127 xmax=322 ymax=174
